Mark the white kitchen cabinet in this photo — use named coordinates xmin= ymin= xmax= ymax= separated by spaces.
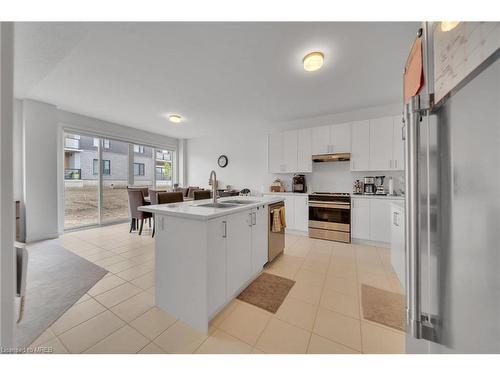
xmin=369 ymin=199 xmax=392 ymax=243
xmin=311 ymin=125 xmax=330 ymax=155
xmin=350 ymin=120 xmax=370 ymax=171
xmin=268 ymin=133 xmax=283 ymax=173
xmin=392 ymin=116 xmax=404 ymax=170
xmin=251 ymin=205 xmax=268 ymax=275
xmin=226 ymin=210 xmax=252 ymax=298
xmin=293 ymin=195 xmax=309 ymax=232
xmin=284 ymin=195 xmax=295 ymax=230
xmin=207 ymin=216 xmax=228 ymax=316
xmin=351 ymin=198 xmax=370 ymax=240
xmin=369 ymin=117 xmax=394 ymax=171
xmin=330 ymin=122 xmax=351 ymax=153
xmin=297 ymin=128 xmax=312 ymax=172
xmin=283 ymin=130 xmax=298 ymax=172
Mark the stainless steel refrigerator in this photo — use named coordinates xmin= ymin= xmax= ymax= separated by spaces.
xmin=403 ymin=22 xmax=499 ymax=354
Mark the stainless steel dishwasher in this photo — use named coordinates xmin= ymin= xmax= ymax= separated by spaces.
xmin=268 ymin=201 xmax=285 ymax=262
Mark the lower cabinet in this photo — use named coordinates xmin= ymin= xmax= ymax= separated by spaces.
xmin=207 ymin=206 xmax=268 ymax=317
xmin=263 ymin=194 xmax=308 ymax=232
xmin=351 ymin=198 xmax=400 ymax=244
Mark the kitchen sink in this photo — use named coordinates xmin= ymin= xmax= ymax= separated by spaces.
xmin=195 ymin=202 xmax=240 ymax=209
xmin=221 ymin=199 xmax=259 ymax=205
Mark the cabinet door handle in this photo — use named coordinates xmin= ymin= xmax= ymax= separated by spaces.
xmin=389 ymin=160 xmax=392 ymax=169
xmin=248 ymin=213 xmax=253 ymax=226
xmin=222 ymin=221 xmax=227 ymax=238
xmin=395 ymin=160 xmax=398 ymax=169
xmin=393 ymin=212 xmax=399 ymax=226
xmin=252 ymin=212 xmax=256 ymax=225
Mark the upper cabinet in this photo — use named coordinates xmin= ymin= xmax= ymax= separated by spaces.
xmin=268 ymin=132 xmax=284 ymax=173
xmin=268 ymin=129 xmax=311 ymax=173
xmin=282 ymin=130 xmax=298 ymax=173
xmin=350 ymin=120 xmax=370 ymax=171
xmin=297 ymin=128 xmax=312 ymax=173
xmin=311 ymin=123 xmax=351 ymax=155
xmin=369 ymin=117 xmax=394 ymax=171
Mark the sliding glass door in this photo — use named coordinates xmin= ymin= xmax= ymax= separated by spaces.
xmin=63 ymin=132 xmax=176 ymax=230
xmin=63 ymin=132 xmax=99 ymax=228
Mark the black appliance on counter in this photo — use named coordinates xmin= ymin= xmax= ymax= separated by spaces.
xmin=292 ymin=174 xmax=307 ymax=193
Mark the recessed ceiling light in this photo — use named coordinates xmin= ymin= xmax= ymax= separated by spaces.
xmin=441 ymin=21 xmax=460 ymax=32
xmin=303 ymin=51 xmax=324 ymax=72
xmin=168 ymin=114 xmax=182 ymax=123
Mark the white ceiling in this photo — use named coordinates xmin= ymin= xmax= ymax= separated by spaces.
xmin=14 ymin=22 xmax=418 ymax=139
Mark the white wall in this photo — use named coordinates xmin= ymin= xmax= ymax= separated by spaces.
xmin=186 ymin=103 xmax=404 ymax=195
xmin=23 ymin=99 xmax=59 ymax=242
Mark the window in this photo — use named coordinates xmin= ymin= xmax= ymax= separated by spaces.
xmin=93 ymin=138 xmax=99 ymax=147
xmin=93 ymin=159 xmax=111 ymax=175
xmin=134 ymin=163 xmax=145 ymax=176
xmin=133 ymin=145 xmax=145 ymax=154
xmin=103 ymin=139 xmax=110 ymax=149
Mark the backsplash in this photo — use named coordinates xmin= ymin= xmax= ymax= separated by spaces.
xmin=269 ymin=162 xmax=404 ymax=194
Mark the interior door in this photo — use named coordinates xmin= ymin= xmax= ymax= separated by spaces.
xmin=226 ymin=210 xmax=252 ymax=298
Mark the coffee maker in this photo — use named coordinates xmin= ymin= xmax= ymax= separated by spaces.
xmin=375 ymin=175 xmax=386 ymax=195
xmin=363 ymin=177 xmax=375 ymax=195
xmin=292 ymin=174 xmax=307 ymax=193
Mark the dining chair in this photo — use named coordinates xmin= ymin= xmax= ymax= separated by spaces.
xmin=153 ymin=192 xmax=184 ymax=237
xmin=127 ymin=188 xmax=152 ymax=235
xmin=193 ymin=190 xmax=211 ymax=200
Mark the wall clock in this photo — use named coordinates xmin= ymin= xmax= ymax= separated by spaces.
xmin=218 ymin=155 xmax=228 ymax=168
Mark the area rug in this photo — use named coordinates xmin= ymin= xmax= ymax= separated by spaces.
xmin=361 ymin=284 xmax=405 ymax=332
xmin=14 ymin=239 xmax=107 ymax=348
xmin=237 ymin=272 xmax=295 ymax=313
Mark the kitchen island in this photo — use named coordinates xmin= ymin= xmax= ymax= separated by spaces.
xmin=139 ymin=195 xmax=284 ymax=332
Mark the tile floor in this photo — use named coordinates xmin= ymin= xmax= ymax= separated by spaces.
xmin=29 ymin=223 xmax=405 ymax=354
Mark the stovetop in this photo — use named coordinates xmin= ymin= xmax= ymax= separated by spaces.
xmin=310 ymin=192 xmax=351 ymax=196
xmin=308 ymin=192 xmax=351 ymax=203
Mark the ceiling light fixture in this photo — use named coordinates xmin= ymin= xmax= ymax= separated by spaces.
xmin=441 ymin=21 xmax=460 ymax=32
xmin=168 ymin=114 xmax=182 ymax=123
xmin=303 ymin=51 xmax=324 ymax=72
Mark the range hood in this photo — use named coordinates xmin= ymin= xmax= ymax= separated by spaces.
xmin=312 ymin=153 xmax=351 ymax=162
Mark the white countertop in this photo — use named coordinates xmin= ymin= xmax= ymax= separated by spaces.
xmin=263 ymin=191 xmax=308 ymax=196
xmin=351 ymin=194 xmax=404 ymax=201
xmin=139 ymin=195 xmax=284 ymax=221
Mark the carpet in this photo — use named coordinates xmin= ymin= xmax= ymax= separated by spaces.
xmin=14 ymin=240 xmax=107 ymax=348
xmin=361 ymin=284 xmax=405 ymax=332
xmin=237 ymin=272 xmax=295 ymax=313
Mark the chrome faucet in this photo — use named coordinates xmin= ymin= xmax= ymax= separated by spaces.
xmin=209 ymin=170 xmax=217 ymax=204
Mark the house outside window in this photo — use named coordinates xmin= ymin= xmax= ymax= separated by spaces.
xmin=94 ymin=138 xmax=111 ymax=149
xmin=133 ymin=145 xmax=145 ymax=154
xmin=93 ymin=138 xmax=99 ymax=147
xmin=134 ymin=163 xmax=145 ymax=176
xmin=93 ymin=159 xmax=111 ymax=175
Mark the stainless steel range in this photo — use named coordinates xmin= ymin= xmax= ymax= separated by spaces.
xmin=308 ymin=192 xmax=351 ymax=243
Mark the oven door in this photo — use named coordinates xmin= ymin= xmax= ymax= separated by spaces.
xmin=308 ymin=202 xmax=350 ymax=232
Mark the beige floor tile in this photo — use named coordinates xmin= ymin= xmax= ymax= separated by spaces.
xmin=255 ymin=318 xmax=311 ymax=354
xmin=138 ymin=342 xmax=166 ymax=354
xmin=85 ymin=325 xmax=150 ymax=354
xmin=93 ymin=282 xmax=142 ymax=308
xmin=320 ymin=289 xmax=360 ymax=319
xmin=306 ymin=250 xmax=331 ymax=262
xmin=146 ymin=286 xmax=155 ymax=295
xmin=44 ymin=337 xmax=69 ymax=354
xmin=105 ymin=259 xmax=138 ymax=274
xmin=130 ymin=307 xmax=177 ymax=340
xmin=75 ymin=293 xmax=92 ymax=305
xmin=275 ymin=296 xmax=318 ymax=331
xmin=294 ymin=267 xmax=326 ymax=287
xmin=154 ymin=320 xmax=207 ymax=354
xmin=323 ymin=274 xmax=359 ymax=296
xmin=130 ymin=272 xmax=155 ymax=290
xmin=210 ymin=299 xmax=240 ymax=327
xmin=361 ymin=321 xmax=405 ymax=354
xmin=30 ymin=328 xmax=56 ymax=347
xmin=307 ymin=334 xmax=360 ymax=354
xmin=250 ymin=348 xmax=266 ymax=354
xmin=357 ymin=271 xmax=392 ymax=291
xmin=110 ymin=291 xmax=155 ymax=322
xmin=87 ymin=274 xmax=126 ymax=296
xmin=51 ymin=298 xmax=106 ymax=335
xmin=264 ymin=262 xmax=300 ymax=279
xmin=84 ymin=250 xmax=116 ymax=262
xmin=219 ymin=302 xmax=271 ymax=346
xmin=116 ymin=264 xmax=152 ymax=281
xmin=195 ymin=329 xmax=252 ymax=354
xmin=313 ymin=308 xmax=361 ymax=351
xmin=328 ymin=263 xmax=357 ymax=278
xmin=300 ymin=258 xmax=329 ymax=274
xmin=284 ymin=244 xmax=309 ymax=258
xmin=357 ymin=263 xmax=388 ymax=276
xmin=288 ymin=280 xmax=322 ymax=305
xmin=58 ymin=310 xmax=125 ymax=353
xmin=93 ymin=255 xmax=127 ymax=268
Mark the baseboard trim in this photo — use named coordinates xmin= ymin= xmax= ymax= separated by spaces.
xmin=352 ymin=238 xmax=390 ymax=248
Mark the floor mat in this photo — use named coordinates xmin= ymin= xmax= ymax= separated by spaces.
xmin=361 ymin=284 xmax=405 ymax=332
xmin=14 ymin=239 xmax=107 ymax=349
xmin=237 ymin=272 xmax=295 ymax=313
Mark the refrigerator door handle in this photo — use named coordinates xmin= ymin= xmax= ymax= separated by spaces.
xmin=404 ymin=95 xmax=422 ymax=339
